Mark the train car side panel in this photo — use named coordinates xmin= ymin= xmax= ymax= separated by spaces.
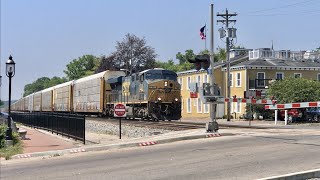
xmin=41 ymin=87 xmax=54 ymax=112
xmin=53 ymin=81 xmax=73 ymax=112
xmin=33 ymin=92 xmax=42 ymax=111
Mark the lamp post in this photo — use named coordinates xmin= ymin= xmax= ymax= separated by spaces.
xmin=5 ymin=55 xmax=15 ymax=141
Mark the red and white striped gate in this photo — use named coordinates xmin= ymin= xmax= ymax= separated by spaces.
xmin=265 ymin=101 xmax=320 ymax=110
xmin=224 ymin=98 xmax=274 ymax=105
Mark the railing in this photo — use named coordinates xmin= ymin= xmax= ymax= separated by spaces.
xmin=249 ymin=79 xmax=273 ymax=89
xmin=11 ymin=112 xmax=85 ymax=144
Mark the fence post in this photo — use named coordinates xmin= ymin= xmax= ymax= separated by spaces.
xmin=275 ymin=110 xmax=278 ymax=125
xmin=68 ymin=114 xmax=70 ymax=139
xmin=83 ymin=114 xmax=85 ymax=144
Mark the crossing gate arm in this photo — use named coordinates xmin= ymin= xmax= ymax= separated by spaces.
xmin=265 ymin=101 xmax=320 ymax=110
xmin=224 ymin=98 xmax=274 ymax=104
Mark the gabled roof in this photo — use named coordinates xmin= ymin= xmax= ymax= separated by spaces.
xmin=232 ymin=58 xmax=320 ymax=69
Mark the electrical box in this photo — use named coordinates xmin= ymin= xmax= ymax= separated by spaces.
xmin=200 ymin=83 xmax=224 ymax=104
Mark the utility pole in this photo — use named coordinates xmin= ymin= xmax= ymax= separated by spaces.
xmin=217 ymin=9 xmax=237 ymax=122
xmin=209 ymin=4 xmax=217 ymax=127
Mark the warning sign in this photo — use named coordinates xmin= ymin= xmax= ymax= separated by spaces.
xmin=114 ymin=103 xmax=126 ymax=117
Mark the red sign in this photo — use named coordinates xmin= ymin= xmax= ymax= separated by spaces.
xmin=114 ymin=104 xmax=126 ymax=117
xmin=190 ymin=92 xmax=198 ymax=98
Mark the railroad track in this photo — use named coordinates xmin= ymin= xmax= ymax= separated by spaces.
xmin=86 ymin=117 xmax=207 ymax=131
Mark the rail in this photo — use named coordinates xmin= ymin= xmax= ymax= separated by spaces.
xmin=11 ymin=112 xmax=85 ymax=144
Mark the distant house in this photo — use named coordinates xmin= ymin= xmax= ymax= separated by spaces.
xmin=177 ymin=48 xmax=320 ymax=120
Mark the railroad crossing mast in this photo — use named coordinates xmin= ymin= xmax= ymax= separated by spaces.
xmin=188 ymin=4 xmax=223 ymax=132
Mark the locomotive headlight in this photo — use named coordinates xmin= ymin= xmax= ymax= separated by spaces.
xmin=174 ymin=98 xmax=178 ymax=101
xmin=157 ymin=97 xmax=162 ymax=101
xmin=164 ymin=81 xmax=168 ymax=87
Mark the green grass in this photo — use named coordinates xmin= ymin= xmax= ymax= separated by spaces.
xmin=0 ymin=129 xmax=24 ymax=160
xmin=0 ymin=140 xmax=23 ymax=160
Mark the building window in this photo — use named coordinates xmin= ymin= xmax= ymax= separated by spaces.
xmin=230 ymin=73 xmax=233 ymax=87
xmin=204 ymin=74 xmax=208 ymax=83
xmin=197 ymin=75 xmax=201 ymax=89
xmin=178 ymin=78 xmax=183 ymax=90
xmin=257 ymin=72 xmax=265 ymax=87
xmin=276 ymin=72 xmax=284 ymax=80
xmin=204 ymin=104 xmax=209 ymax=113
xmin=187 ymin=76 xmax=191 ymax=90
xmin=254 ymin=51 xmax=258 ymax=58
xmin=187 ymin=98 xmax=191 ymax=113
xmin=181 ymin=98 xmax=184 ymax=113
xmin=249 ymin=52 xmax=253 ymax=59
xmin=197 ymin=98 xmax=202 ymax=113
xmin=236 ymin=72 xmax=241 ymax=87
xmin=318 ymin=73 xmax=320 ymax=81
xmin=294 ymin=73 xmax=302 ymax=78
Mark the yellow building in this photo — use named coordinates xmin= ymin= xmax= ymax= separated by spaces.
xmin=177 ymin=55 xmax=248 ymax=119
xmin=178 ymin=52 xmax=320 ymax=119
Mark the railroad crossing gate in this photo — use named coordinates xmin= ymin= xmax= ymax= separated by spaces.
xmin=114 ymin=103 xmax=127 ymax=117
xmin=265 ymin=101 xmax=320 ymax=110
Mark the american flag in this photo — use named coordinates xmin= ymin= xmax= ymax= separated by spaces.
xmin=200 ymin=25 xmax=206 ymax=40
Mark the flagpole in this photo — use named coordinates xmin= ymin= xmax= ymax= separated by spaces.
xmin=205 ymin=25 xmax=207 ymax=50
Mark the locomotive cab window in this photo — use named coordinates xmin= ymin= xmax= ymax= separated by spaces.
xmin=139 ymin=74 xmax=144 ymax=82
xmin=145 ymin=71 xmax=177 ymax=81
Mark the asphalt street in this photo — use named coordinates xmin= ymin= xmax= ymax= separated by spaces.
xmin=1 ymin=128 xmax=320 ymax=180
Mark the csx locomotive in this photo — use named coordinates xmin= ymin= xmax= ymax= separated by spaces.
xmin=11 ymin=68 xmax=181 ymax=121
xmin=106 ymin=68 xmax=181 ymax=121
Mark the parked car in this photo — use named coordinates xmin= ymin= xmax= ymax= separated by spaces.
xmin=305 ymin=107 xmax=320 ymax=122
xmin=279 ymin=109 xmax=303 ymax=123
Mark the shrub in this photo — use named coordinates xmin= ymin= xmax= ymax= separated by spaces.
xmin=0 ymin=125 xmax=6 ymax=148
xmin=0 ymin=125 xmax=21 ymax=148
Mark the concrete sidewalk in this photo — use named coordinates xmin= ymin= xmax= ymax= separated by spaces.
xmin=19 ymin=126 xmax=79 ymax=154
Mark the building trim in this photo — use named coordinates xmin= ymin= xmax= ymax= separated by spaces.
xmin=224 ymin=65 xmax=320 ymax=71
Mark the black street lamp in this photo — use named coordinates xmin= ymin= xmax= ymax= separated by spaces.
xmin=5 ymin=55 xmax=15 ymax=141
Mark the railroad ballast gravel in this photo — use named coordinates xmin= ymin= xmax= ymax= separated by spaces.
xmin=86 ymin=120 xmax=172 ymax=138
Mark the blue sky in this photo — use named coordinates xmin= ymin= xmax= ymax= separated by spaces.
xmin=1 ymin=0 xmax=320 ymax=100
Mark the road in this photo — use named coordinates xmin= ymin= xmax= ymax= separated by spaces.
xmin=1 ymin=128 xmax=320 ymax=180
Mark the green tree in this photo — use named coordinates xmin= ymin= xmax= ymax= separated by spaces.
xmin=112 ymin=33 xmax=157 ymax=74
xmin=23 ymin=76 xmax=66 ymax=97
xmin=267 ymin=77 xmax=320 ymax=103
xmin=214 ymin=48 xmax=226 ymax=62
xmin=176 ymin=49 xmax=196 ymax=64
xmin=64 ymin=55 xmax=99 ymax=80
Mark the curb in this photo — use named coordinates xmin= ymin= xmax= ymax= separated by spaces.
xmin=258 ymin=168 xmax=320 ymax=180
xmin=11 ymin=133 xmax=225 ymax=160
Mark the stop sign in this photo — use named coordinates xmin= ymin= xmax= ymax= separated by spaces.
xmin=114 ymin=104 xmax=126 ymax=117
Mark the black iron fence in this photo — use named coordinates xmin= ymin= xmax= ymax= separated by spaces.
xmin=11 ymin=112 xmax=85 ymax=144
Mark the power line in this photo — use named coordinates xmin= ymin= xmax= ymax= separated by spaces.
xmin=248 ymin=0 xmax=317 ymax=14
xmin=241 ymin=8 xmax=320 ymax=17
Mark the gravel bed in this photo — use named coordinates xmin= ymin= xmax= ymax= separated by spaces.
xmin=86 ymin=120 xmax=172 ymax=138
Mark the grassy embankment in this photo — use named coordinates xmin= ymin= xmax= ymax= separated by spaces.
xmin=0 ymin=125 xmax=23 ymax=160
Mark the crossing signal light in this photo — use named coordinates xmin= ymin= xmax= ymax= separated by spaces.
xmin=187 ymin=54 xmax=210 ymax=71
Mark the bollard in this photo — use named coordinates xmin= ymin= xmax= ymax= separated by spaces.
xmin=284 ymin=110 xmax=288 ymax=125
xmin=274 ymin=110 xmax=278 ymax=125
